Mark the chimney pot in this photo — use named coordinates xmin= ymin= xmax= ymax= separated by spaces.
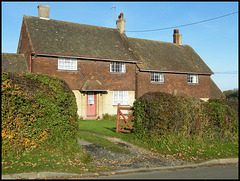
xmin=173 ymin=29 xmax=182 ymax=45
xmin=38 ymin=5 xmax=50 ymax=19
xmin=174 ymin=29 xmax=179 ymax=34
xmin=116 ymin=13 xmax=126 ymax=34
xmin=119 ymin=13 xmax=123 ymax=18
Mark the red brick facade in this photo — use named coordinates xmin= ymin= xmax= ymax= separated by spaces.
xmin=31 ymin=56 xmax=136 ymax=91
xmin=31 ymin=55 xmax=211 ymax=99
xmin=136 ymin=71 xmax=211 ymax=98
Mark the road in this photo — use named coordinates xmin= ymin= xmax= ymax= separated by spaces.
xmin=83 ymin=164 xmax=238 ymax=179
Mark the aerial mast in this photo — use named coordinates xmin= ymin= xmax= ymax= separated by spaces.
xmin=112 ymin=6 xmax=116 ymax=21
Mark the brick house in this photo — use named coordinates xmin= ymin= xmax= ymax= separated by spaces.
xmin=4 ymin=5 xmax=223 ymax=119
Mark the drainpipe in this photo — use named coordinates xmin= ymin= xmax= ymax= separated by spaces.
xmin=29 ymin=54 xmax=32 ymax=73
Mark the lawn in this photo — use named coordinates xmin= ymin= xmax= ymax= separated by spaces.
xmin=78 ymin=119 xmax=135 ymax=142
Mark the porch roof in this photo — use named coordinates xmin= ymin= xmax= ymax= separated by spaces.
xmin=81 ymin=78 xmax=108 ymax=92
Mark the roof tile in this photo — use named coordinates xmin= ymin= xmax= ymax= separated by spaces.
xmin=1 ymin=53 xmax=28 ymax=73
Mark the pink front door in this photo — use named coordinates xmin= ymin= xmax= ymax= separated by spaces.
xmin=87 ymin=92 xmax=96 ymax=117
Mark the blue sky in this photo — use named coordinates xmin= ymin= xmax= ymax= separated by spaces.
xmin=2 ymin=1 xmax=238 ymax=91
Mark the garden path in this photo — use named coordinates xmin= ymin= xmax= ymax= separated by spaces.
xmin=78 ymin=131 xmax=191 ymax=170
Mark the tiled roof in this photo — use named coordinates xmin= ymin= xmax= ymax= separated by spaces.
xmin=23 ymin=15 xmax=213 ymax=74
xmin=81 ymin=78 xmax=108 ymax=91
xmin=1 ymin=53 xmax=28 ymax=73
xmin=24 ymin=15 xmax=139 ymax=61
xmin=210 ymin=78 xmax=225 ymax=98
xmin=128 ymin=37 xmax=213 ymax=74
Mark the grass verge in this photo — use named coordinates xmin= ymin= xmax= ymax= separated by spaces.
xmin=78 ymin=119 xmax=238 ymax=163
xmin=1 ymin=143 xmax=109 ymax=175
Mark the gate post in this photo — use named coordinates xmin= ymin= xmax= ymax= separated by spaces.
xmin=116 ymin=103 xmax=121 ymax=132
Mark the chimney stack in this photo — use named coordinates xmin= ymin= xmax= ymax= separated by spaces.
xmin=116 ymin=13 xmax=126 ymax=34
xmin=173 ymin=29 xmax=182 ymax=45
xmin=38 ymin=5 xmax=50 ymax=19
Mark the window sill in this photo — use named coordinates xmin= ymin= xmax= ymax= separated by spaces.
xmin=57 ymin=70 xmax=78 ymax=72
xmin=113 ymin=104 xmax=130 ymax=106
xmin=110 ymin=72 xmax=126 ymax=74
xmin=187 ymin=83 xmax=199 ymax=85
xmin=150 ymin=81 xmax=164 ymax=84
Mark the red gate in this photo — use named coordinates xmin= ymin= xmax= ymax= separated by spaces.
xmin=116 ymin=103 xmax=133 ymax=133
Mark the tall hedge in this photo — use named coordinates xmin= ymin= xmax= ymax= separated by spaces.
xmin=1 ymin=72 xmax=79 ymax=156
xmin=133 ymin=92 xmax=238 ymax=142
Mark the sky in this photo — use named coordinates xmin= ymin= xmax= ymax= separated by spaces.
xmin=1 ymin=1 xmax=238 ymax=92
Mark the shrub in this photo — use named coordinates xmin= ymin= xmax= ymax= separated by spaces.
xmin=102 ymin=113 xmax=117 ymax=121
xmin=223 ymin=89 xmax=238 ymax=100
xmin=1 ymin=72 xmax=79 ymax=156
xmin=133 ymin=92 xmax=238 ymax=144
xmin=203 ymin=98 xmax=238 ymax=141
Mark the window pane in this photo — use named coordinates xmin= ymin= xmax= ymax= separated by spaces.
xmin=122 ymin=63 xmax=126 ymax=73
xmin=151 ymin=73 xmax=154 ymax=81
xmin=123 ymin=91 xmax=129 ymax=105
xmin=110 ymin=62 xmax=113 ymax=72
xmin=113 ymin=91 xmax=118 ymax=105
xmin=88 ymin=93 xmax=94 ymax=104
xmin=116 ymin=63 xmax=120 ymax=72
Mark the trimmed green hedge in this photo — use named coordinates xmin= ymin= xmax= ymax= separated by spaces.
xmin=2 ymin=72 xmax=79 ymax=156
xmin=133 ymin=92 xmax=238 ymax=142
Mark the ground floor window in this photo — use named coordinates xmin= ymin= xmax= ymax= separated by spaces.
xmin=113 ymin=91 xmax=129 ymax=105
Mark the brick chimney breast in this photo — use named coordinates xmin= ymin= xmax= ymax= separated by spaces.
xmin=173 ymin=29 xmax=182 ymax=45
xmin=38 ymin=5 xmax=50 ymax=19
xmin=116 ymin=13 xmax=126 ymax=34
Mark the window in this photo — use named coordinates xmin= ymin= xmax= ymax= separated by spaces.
xmin=58 ymin=58 xmax=77 ymax=71
xmin=151 ymin=72 xmax=164 ymax=83
xmin=88 ymin=92 xmax=94 ymax=105
xmin=110 ymin=62 xmax=126 ymax=73
xmin=113 ymin=91 xmax=129 ymax=105
xmin=187 ymin=74 xmax=198 ymax=84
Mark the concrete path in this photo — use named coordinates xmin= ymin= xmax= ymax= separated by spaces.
xmin=2 ymin=158 xmax=238 ymax=179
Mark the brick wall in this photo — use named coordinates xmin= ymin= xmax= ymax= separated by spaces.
xmin=17 ymin=18 xmax=33 ymax=71
xmin=136 ymin=71 xmax=211 ymax=98
xmin=32 ymin=56 xmax=136 ymax=91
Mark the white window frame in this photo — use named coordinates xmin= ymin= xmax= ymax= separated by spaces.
xmin=110 ymin=62 xmax=126 ymax=73
xmin=187 ymin=74 xmax=198 ymax=84
xmin=150 ymin=72 xmax=164 ymax=83
xmin=58 ymin=58 xmax=77 ymax=71
xmin=113 ymin=91 xmax=129 ymax=105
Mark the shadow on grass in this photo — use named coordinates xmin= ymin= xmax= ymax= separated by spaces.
xmin=104 ymin=127 xmax=133 ymax=134
xmin=104 ymin=127 xmax=116 ymax=133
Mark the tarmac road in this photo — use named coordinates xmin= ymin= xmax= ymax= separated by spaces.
xmin=83 ymin=164 xmax=238 ymax=179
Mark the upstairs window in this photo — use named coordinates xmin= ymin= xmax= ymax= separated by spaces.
xmin=110 ymin=62 xmax=126 ymax=73
xmin=151 ymin=72 xmax=164 ymax=83
xmin=187 ymin=74 xmax=198 ymax=84
xmin=58 ymin=58 xmax=77 ymax=71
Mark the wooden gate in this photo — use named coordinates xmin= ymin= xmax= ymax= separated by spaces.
xmin=116 ymin=103 xmax=133 ymax=133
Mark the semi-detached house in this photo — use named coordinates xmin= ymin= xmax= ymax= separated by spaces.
xmin=5 ymin=5 xmax=223 ymax=119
